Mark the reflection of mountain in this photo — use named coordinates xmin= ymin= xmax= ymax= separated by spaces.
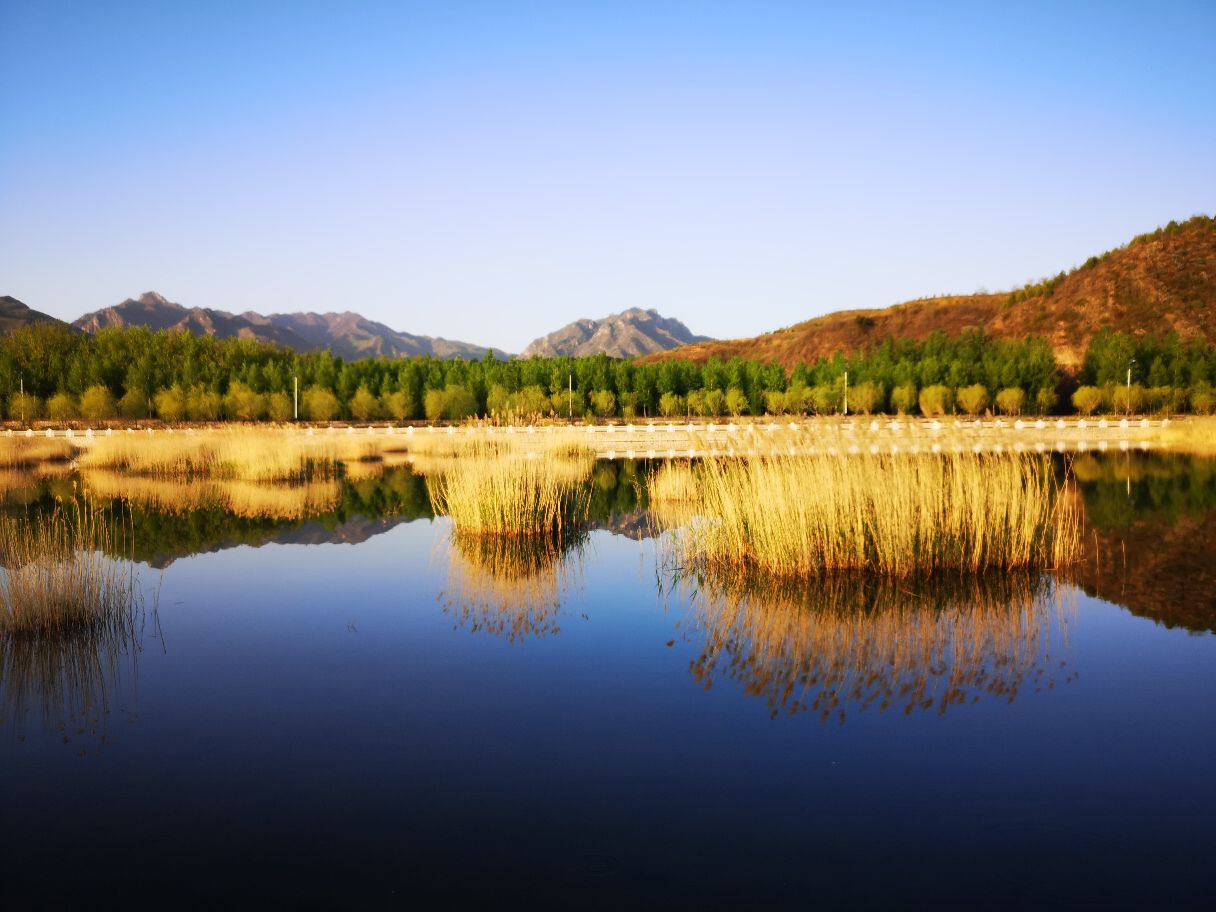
xmin=675 ymin=571 xmax=1070 ymax=722
xmin=1072 ymin=454 xmax=1216 ymax=633
xmin=1072 ymin=512 xmax=1216 ymax=633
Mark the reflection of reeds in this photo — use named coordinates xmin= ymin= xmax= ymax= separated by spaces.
xmin=80 ymin=470 xmax=341 ymax=520
xmin=676 ymin=570 xmax=1069 ymax=721
xmin=441 ymin=533 xmax=585 ymax=643
xmin=426 ymin=443 xmax=592 ymax=536
xmin=1 ymin=503 xmax=145 ymax=742
xmin=78 ymin=428 xmax=388 ymax=481
xmin=0 ymin=436 xmax=78 ymax=468
xmin=654 ymin=453 xmax=1079 ymax=577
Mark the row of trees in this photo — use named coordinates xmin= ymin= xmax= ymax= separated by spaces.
xmin=1 ymin=323 xmax=1214 ymax=422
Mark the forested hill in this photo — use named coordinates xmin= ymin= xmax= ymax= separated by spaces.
xmin=643 ymin=215 xmax=1216 ymax=371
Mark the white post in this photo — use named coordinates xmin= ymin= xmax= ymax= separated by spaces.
xmin=843 ymin=371 xmax=848 ymax=416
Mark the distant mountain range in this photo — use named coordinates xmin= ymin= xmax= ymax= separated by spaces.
xmin=520 ymin=307 xmax=711 ymax=358
xmin=71 ymin=292 xmax=510 ymax=361
xmin=0 ymin=290 xmax=709 ymax=361
xmin=6 ymin=215 xmax=1213 ymax=365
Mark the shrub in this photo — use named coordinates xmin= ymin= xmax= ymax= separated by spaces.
xmin=186 ymin=386 xmax=222 ymax=422
xmin=1034 ymin=387 xmax=1058 ymax=415
xmin=1071 ymin=386 xmax=1102 ymax=416
xmin=890 ymin=382 xmax=918 ymax=415
xmin=8 ymin=391 xmax=41 ymax=422
xmin=223 ymin=381 xmax=266 ymax=421
xmin=46 ymin=392 xmax=77 ymax=420
xmin=303 ymin=386 xmax=341 ymax=422
xmin=918 ymin=385 xmax=953 ymax=417
xmin=994 ymin=387 xmax=1026 ymax=416
xmin=154 ymin=386 xmax=187 ymax=422
xmin=590 ymin=389 xmax=616 ymax=418
xmin=513 ymin=386 xmax=550 ymax=422
xmin=266 ymin=392 xmax=294 ymax=421
xmin=658 ymin=392 xmax=685 ymax=418
xmin=118 ymin=388 xmax=148 ymax=419
xmin=703 ymin=388 xmax=726 ymax=417
xmin=724 ymin=388 xmax=748 ymax=417
xmin=348 ymin=385 xmax=380 ymax=421
xmin=956 ymin=384 xmax=989 ymax=415
xmin=380 ymin=390 xmax=413 ymax=421
xmin=1190 ymin=385 xmax=1216 ymax=414
xmin=850 ymin=381 xmax=885 ymax=415
xmin=79 ymin=385 xmax=117 ymax=420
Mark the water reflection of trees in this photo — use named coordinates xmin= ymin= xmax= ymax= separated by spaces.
xmin=673 ymin=571 xmax=1071 ymax=722
xmin=441 ymin=533 xmax=586 ymax=644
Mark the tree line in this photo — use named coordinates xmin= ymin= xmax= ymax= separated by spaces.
xmin=0 ymin=322 xmax=1213 ymax=422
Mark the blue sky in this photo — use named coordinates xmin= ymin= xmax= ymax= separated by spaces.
xmin=2 ymin=0 xmax=1213 ymax=352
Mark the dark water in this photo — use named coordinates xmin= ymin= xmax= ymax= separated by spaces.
xmin=2 ymin=457 xmax=1215 ymax=908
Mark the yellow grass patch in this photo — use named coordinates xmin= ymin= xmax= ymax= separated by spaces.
xmin=654 ymin=452 xmax=1079 ymax=577
xmin=425 ymin=443 xmax=592 ymax=536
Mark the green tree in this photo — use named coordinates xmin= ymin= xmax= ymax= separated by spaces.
xmin=303 ymin=385 xmax=341 ymax=422
xmin=994 ymin=387 xmax=1025 ymax=416
xmin=266 ymin=391 xmax=293 ymax=422
xmin=8 ymin=391 xmax=41 ymax=422
xmin=956 ymin=384 xmax=989 ymax=415
xmin=918 ymin=385 xmax=952 ymax=417
xmin=348 ymin=385 xmax=380 ymax=421
xmin=79 ymin=384 xmax=117 ymax=420
xmin=1071 ymin=386 xmax=1102 ymax=416
xmin=154 ymin=386 xmax=187 ymax=422
xmin=724 ymin=388 xmax=748 ymax=417
xmin=118 ymin=388 xmax=148 ymax=419
xmin=46 ymin=392 xmax=77 ymax=420
xmin=890 ymin=382 xmax=918 ymax=415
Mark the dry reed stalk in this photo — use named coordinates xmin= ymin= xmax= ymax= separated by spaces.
xmin=425 ymin=442 xmax=592 ymax=536
xmin=655 ymin=452 xmax=1080 ymax=578
xmin=440 ymin=534 xmax=585 ymax=642
xmin=77 ymin=427 xmax=388 ymax=481
xmin=1159 ymin=416 xmax=1216 ymax=456
xmin=0 ymin=502 xmax=145 ymax=737
xmin=0 ymin=436 xmax=78 ymax=468
xmin=675 ymin=570 xmax=1069 ymax=721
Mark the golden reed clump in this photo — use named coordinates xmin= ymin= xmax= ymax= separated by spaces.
xmin=0 ymin=502 xmax=146 ymax=741
xmin=652 ymin=452 xmax=1080 ymax=578
xmin=425 ymin=442 xmax=592 ymax=537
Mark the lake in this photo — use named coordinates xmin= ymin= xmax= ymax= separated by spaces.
xmin=2 ymin=454 xmax=1215 ymax=907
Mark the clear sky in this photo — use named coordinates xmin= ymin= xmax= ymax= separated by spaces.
xmin=2 ymin=1 xmax=1213 ymax=353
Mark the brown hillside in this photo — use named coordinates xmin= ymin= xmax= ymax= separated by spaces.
xmin=644 ymin=216 xmax=1216 ymax=370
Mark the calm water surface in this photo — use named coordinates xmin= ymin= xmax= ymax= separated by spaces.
xmin=2 ymin=457 xmax=1215 ymax=908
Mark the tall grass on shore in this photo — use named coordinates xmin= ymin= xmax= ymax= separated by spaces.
xmin=77 ymin=428 xmax=393 ymax=481
xmin=671 ymin=569 xmax=1069 ymax=722
xmin=425 ymin=443 xmax=592 ymax=537
xmin=0 ymin=436 xmax=77 ymax=468
xmin=654 ymin=453 xmax=1080 ymax=578
xmin=1 ymin=502 xmax=145 ymax=740
xmin=441 ymin=533 xmax=585 ymax=643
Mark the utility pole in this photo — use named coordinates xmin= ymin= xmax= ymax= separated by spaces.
xmin=19 ymin=377 xmax=23 ymax=426
xmin=568 ymin=372 xmax=573 ymax=422
xmin=843 ymin=371 xmax=849 ymax=416
xmin=293 ymin=375 xmax=299 ymax=421
xmin=1126 ymin=359 xmax=1135 ymax=417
